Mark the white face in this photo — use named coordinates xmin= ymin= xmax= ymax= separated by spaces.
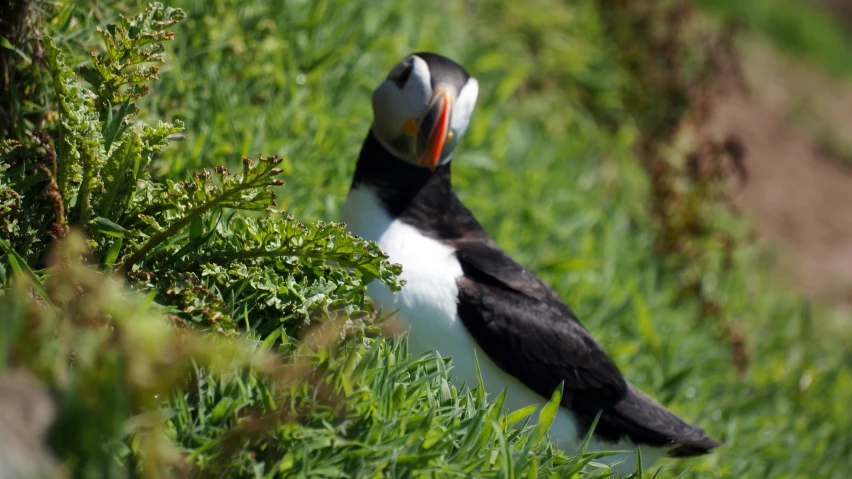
xmin=371 ymin=54 xmax=479 ymax=169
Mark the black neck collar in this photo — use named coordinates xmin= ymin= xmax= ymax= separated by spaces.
xmin=349 ymin=131 xmax=487 ymax=242
xmin=351 ymin=131 xmax=454 ymax=218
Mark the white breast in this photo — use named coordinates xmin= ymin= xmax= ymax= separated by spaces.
xmin=341 ymin=186 xmax=661 ymax=475
xmin=341 ymin=187 xmax=463 ymax=329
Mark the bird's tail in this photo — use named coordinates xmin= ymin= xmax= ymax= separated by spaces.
xmin=607 ymin=383 xmax=722 ymax=457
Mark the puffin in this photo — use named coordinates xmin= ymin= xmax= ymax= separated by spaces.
xmin=341 ymin=52 xmax=721 ymax=474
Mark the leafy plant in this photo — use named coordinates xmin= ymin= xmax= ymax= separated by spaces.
xmin=0 ymin=232 xmax=279 ymax=478
xmin=1 ymin=2 xmax=402 ymax=338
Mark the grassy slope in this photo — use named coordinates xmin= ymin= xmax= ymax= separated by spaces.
xmin=696 ymin=0 xmax=852 ymax=77
xmin=78 ymin=0 xmax=852 ymax=477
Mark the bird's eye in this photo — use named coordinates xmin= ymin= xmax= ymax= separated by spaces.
xmin=393 ymin=64 xmax=413 ymax=89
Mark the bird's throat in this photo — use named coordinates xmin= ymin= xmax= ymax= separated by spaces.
xmin=351 ymin=131 xmax=453 ymax=219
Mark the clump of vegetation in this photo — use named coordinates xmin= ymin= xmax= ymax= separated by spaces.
xmin=1 ymin=232 xmax=279 ymax=477
xmin=0 ymin=2 xmax=401 ymax=335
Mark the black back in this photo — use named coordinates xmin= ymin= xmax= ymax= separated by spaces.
xmin=351 ymin=129 xmax=721 ymax=454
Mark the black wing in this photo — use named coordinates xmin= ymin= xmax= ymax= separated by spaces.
xmin=454 ymin=240 xmax=628 ymax=411
xmin=454 ymin=240 xmax=720 ymax=451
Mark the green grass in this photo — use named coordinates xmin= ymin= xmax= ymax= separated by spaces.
xmin=140 ymin=1 xmax=852 ymax=477
xmin=4 ymin=0 xmax=852 ymax=477
xmin=696 ymin=0 xmax=852 ymax=77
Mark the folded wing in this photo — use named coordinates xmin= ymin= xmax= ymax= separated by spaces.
xmin=453 ymin=240 xmax=720 ymax=453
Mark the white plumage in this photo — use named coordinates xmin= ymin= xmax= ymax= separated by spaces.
xmin=342 ymin=186 xmax=663 ymax=475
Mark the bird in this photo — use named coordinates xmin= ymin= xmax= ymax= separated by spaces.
xmin=341 ymin=52 xmax=721 ymax=474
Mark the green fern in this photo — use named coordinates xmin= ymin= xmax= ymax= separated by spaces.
xmin=80 ymin=3 xmax=186 ymax=115
xmin=44 ymin=36 xmax=105 ymax=225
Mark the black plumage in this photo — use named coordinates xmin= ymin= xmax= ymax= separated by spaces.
xmin=352 ymin=130 xmax=721 ymax=455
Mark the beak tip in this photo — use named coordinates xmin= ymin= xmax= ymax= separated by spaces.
xmin=418 ymin=156 xmax=439 ymax=171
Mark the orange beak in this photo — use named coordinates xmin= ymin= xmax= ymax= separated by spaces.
xmin=416 ymin=88 xmax=453 ymax=171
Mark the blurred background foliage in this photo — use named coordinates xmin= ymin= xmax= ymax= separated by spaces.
xmin=1 ymin=0 xmax=851 ymax=478
xmin=696 ymin=0 xmax=852 ymax=77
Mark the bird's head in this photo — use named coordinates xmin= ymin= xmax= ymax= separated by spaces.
xmin=371 ymin=52 xmax=479 ymax=171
